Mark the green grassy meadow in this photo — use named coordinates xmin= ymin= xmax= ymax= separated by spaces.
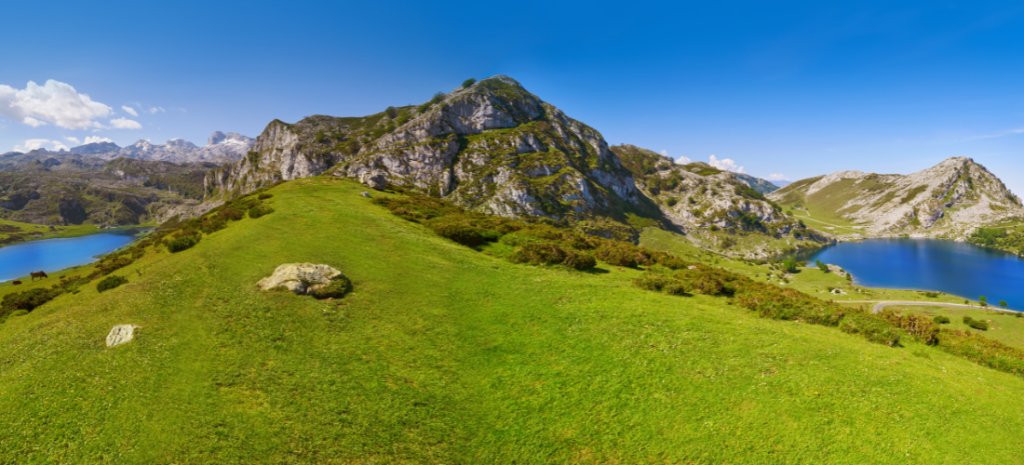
xmin=3 ymin=178 xmax=1024 ymax=463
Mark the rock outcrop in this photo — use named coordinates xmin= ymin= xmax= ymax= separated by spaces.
xmin=207 ymin=76 xmax=646 ymax=221
xmin=257 ymin=263 xmax=343 ymax=294
xmin=770 ymin=157 xmax=1023 ymax=240
xmin=106 ymin=324 xmax=139 ymax=347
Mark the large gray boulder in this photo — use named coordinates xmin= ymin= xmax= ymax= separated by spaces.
xmin=258 ymin=263 xmax=343 ymax=294
xmin=106 ymin=324 xmax=139 ymax=348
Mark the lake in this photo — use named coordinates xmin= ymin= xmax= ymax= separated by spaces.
xmin=0 ymin=230 xmax=142 ymax=282
xmin=810 ymin=238 xmax=1024 ymax=309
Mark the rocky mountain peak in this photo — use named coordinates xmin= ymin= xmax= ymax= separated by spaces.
xmin=770 ymin=157 xmax=1023 ymax=239
xmin=208 ymin=76 xmax=647 ymax=222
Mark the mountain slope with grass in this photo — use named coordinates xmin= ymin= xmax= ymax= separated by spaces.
xmin=207 ymin=76 xmax=649 ymax=223
xmin=612 ymin=144 xmax=827 ymax=258
xmin=770 ymin=157 xmax=1023 ymax=240
xmin=3 ymin=177 xmax=1024 ymax=463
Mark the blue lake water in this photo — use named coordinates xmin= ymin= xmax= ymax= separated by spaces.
xmin=810 ymin=239 xmax=1024 ymax=309
xmin=0 ymin=231 xmax=141 ymax=282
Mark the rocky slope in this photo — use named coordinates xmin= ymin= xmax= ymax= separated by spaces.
xmin=770 ymin=157 xmax=1023 ymax=240
xmin=208 ymin=76 xmax=650 ymax=222
xmin=612 ymin=144 xmax=825 ymax=257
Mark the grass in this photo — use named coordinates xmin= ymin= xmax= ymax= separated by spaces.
xmin=3 ymin=178 xmax=1024 ymax=463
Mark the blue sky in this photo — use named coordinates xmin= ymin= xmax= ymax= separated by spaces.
xmin=3 ymin=1 xmax=1024 ymax=192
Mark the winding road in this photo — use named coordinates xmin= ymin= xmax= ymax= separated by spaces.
xmin=840 ymin=300 xmax=1021 ymax=314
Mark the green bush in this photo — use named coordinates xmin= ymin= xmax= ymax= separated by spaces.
xmin=427 ymin=217 xmax=500 ymax=247
xmin=461 ymin=78 xmax=477 ymax=88
xmin=1 ymin=288 xmax=60 ymax=316
xmin=964 ymin=316 xmax=989 ymax=331
xmin=511 ymin=242 xmax=568 ymax=266
xmin=248 ymin=204 xmax=274 ymax=219
xmin=166 ymin=233 xmax=201 ymax=253
xmin=97 ymin=275 xmax=128 ymax=293
xmin=310 ymin=276 xmax=352 ymax=300
xmin=880 ymin=310 xmax=939 ymax=345
xmin=257 ymin=193 xmax=273 ymax=200
xmin=595 ymin=242 xmax=652 ymax=268
xmin=933 ymin=315 xmax=951 ymax=324
xmin=562 ymin=250 xmax=597 ymax=271
xmin=781 ymin=257 xmax=801 ymax=273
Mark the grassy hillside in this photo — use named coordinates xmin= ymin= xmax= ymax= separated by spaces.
xmin=3 ymin=178 xmax=1024 ymax=463
xmin=0 ymin=218 xmax=108 ymax=246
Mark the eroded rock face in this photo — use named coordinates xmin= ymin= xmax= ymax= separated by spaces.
xmin=106 ymin=324 xmax=139 ymax=347
xmin=257 ymin=263 xmax=343 ymax=294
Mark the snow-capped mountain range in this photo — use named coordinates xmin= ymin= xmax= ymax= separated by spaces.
xmin=60 ymin=131 xmax=254 ymax=164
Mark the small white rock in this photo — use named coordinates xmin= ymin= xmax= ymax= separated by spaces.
xmin=106 ymin=324 xmax=139 ymax=348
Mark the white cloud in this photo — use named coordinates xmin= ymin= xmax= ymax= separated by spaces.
xmin=13 ymin=138 xmax=69 ymax=153
xmin=0 ymin=80 xmax=112 ymax=129
xmin=766 ymin=173 xmax=788 ymax=181
xmin=708 ymin=154 xmax=745 ymax=174
xmin=148 ymin=106 xmax=165 ymax=114
xmin=121 ymin=105 xmax=138 ymax=117
xmin=110 ymin=117 xmax=142 ymax=129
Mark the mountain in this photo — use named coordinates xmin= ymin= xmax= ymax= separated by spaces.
xmin=611 ymin=144 xmax=824 ymax=257
xmin=207 ymin=76 xmax=648 ymax=223
xmin=769 ymin=157 xmax=1023 ymax=240
xmin=58 ymin=132 xmax=254 ymax=165
xmin=732 ymin=172 xmax=780 ymax=194
xmin=0 ymin=150 xmax=213 ymax=226
xmin=206 ymin=76 xmax=822 ymax=257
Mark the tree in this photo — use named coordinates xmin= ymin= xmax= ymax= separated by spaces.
xmin=1000 ymin=300 xmax=1009 ymax=308
xmin=816 ymin=260 xmax=829 ymax=273
xmin=461 ymin=78 xmax=477 ymax=88
xmin=781 ymin=257 xmax=800 ymax=274
xmin=979 ymin=295 xmax=988 ymax=307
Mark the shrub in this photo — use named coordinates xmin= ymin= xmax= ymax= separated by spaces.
xmin=880 ymin=310 xmax=939 ymax=345
xmin=1 ymin=288 xmax=60 ymax=316
xmin=310 ymin=276 xmax=352 ymax=300
xmin=595 ymin=242 xmax=652 ymax=268
xmin=461 ymin=78 xmax=477 ymax=88
xmin=634 ymin=274 xmax=690 ymax=296
xmin=816 ymin=260 xmax=829 ymax=273
xmin=96 ymin=254 xmax=134 ymax=275
xmin=427 ymin=217 xmax=500 ymax=247
xmin=166 ymin=233 xmax=200 ymax=253
xmin=257 ymin=193 xmax=274 ymax=200
xmin=511 ymin=242 xmax=568 ymax=266
xmin=964 ymin=316 xmax=989 ymax=331
xmin=839 ymin=311 xmax=902 ymax=346
xmin=248 ymin=204 xmax=274 ymax=219
xmin=781 ymin=257 xmax=801 ymax=273
xmin=933 ymin=315 xmax=951 ymax=325
xmin=937 ymin=329 xmax=1024 ymax=377
xmin=97 ymin=275 xmax=128 ymax=293
xmin=220 ymin=206 xmax=246 ymax=221
xmin=562 ymin=250 xmax=597 ymax=271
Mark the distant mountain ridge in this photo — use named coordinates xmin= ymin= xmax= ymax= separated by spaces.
xmin=769 ymin=157 xmax=1023 ymax=240
xmin=27 ymin=131 xmax=254 ymax=165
